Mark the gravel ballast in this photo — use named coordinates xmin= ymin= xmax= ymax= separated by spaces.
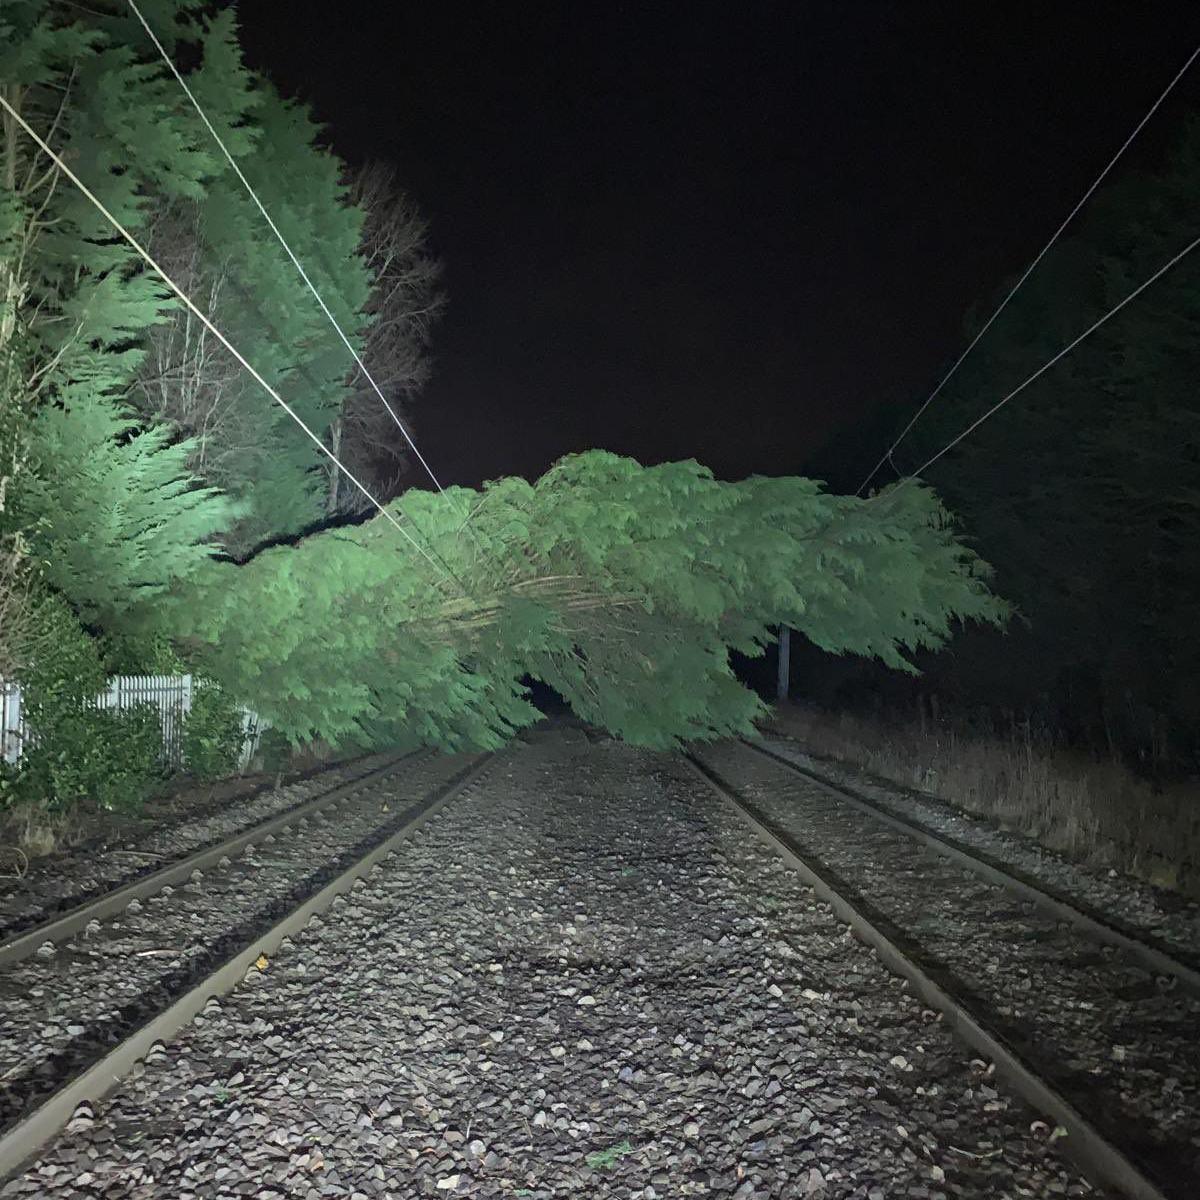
xmin=0 ymin=751 xmax=478 ymax=1135
xmin=6 ymin=731 xmax=1096 ymax=1199
xmin=0 ymin=754 xmax=404 ymax=944
xmin=758 ymin=733 xmax=1200 ymax=965
xmin=699 ymin=740 xmax=1200 ymax=1197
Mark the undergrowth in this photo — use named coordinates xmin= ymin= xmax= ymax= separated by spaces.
xmin=0 ymin=596 xmax=164 ymax=849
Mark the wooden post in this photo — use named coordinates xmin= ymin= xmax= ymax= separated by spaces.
xmin=776 ymin=625 xmax=791 ymax=702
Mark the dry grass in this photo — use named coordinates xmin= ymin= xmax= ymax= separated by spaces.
xmin=769 ymin=703 xmax=1200 ymax=897
xmin=0 ymin=801 xmax=72 ymax=858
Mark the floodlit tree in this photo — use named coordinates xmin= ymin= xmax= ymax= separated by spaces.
xmin=1 ymin=2 xmax=1007 ymax=776
xmin=18 ymin=401 xmax=236 ymax=627
xmin=1 ymin=1 xmax=241 ymax=631
xmin=171 ymin=452 xmax=1007 ymax=751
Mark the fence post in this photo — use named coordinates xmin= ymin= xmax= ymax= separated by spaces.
xmin=238 ymin=708 xmax=259 ymax=774
xmin=178 ymin=674 xmax=193 ymax=770
xmin=777 ymin=625 xmax=791 ymax=703
xmin=0 ymin=681 xmax=22 ymax=765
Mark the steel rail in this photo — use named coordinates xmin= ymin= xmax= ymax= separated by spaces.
xmin=0 ymin=750 xmax=429 ymax=969
xmin=0 ymin=752 xmax=493 ymax=1182
xmin=683 ymin=750 xmax=1169 ymax=1200
xmin=740 ymin=736 xmax=1200 ymax=997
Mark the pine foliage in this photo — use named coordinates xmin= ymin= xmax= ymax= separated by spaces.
xmin=173 ymin=452 xmax=1005 ymax=750
xmin=177 ymin=82 xmax=372 ymax=547
xmin=19 ymin=402 xmax=236 ymax=627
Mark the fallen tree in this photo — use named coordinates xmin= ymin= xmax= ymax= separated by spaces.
xmin=167 ymin=452 xmax=1007 ymax=750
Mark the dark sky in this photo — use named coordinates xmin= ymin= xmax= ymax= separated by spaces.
xmin=238 ymin=1 xmax=1200 ymax=492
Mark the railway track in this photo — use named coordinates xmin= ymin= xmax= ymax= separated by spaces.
xmin=4 ymin=733 xmax=1095 ymax=1199
xmin=0 ymin=751 xmax=412 ymax=950
xmin=0 ymin=747 xmax=493 ymax=1179
xmin=748 ymin=736 xmax=1200 ymax=983
xmin=0 ymin=751 xmax=421 ymax=964
xmin=687 ymin=737 xmax=1200 ymax=1200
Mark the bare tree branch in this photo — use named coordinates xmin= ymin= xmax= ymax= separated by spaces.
xmin=330 ymin=161 xmax=446 ymax=515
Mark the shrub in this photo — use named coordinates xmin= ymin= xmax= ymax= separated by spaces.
xmin=0 ymin=595 xmax=163 ymax=826
xmin=13 ymin=703 xmax=163 ymax=814
xmin=183 ymin=678 xmax=247 ymax=780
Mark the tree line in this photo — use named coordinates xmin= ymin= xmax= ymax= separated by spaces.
xmin=804 ymin=115 xmax=1200 ymax=772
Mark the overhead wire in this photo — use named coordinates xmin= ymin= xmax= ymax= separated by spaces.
xmin=73 ymin=12 xmax=1200 ymax=595
xmin=0 ymin=91 xmax=463 ymax=589
xmin=124 ymin=0 xmax=452 ymax=502
xmin=857 ymin=40 xmax=1200 ymax=496
xmin=870 ymin=229 xmax=1200 ymax=501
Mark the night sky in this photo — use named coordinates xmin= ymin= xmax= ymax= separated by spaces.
xmin=238 ymin=1 xmax=1200 ymax=493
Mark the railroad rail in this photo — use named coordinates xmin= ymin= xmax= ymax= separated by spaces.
xmin=0 ymin=749 xmax=493 ymax=1180
xmin=743 ymin=736 xmax=1200 ymax=993
xmin=686 ymin=739 xmax=1200 ymax=1200
xmin=0 ymin=750 xmax=425 ymax=967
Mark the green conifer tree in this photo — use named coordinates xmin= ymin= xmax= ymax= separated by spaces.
xmin=901 ymin=118 xmax=1200 ymax=760
xmin=172 ymin=452 xmax=1005 ymax=751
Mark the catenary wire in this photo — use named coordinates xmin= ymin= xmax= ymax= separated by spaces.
xmin=0 ymin=92 xmax=462 ymax=589
xmin=857 ymin=40 xmax=1200 ymax=496
xmin=125 ymin=0 xmax=451 ymax=501
xmin=872 ymin=230 xmax=1200 ymax=500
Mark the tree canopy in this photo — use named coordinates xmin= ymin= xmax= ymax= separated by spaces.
xmin=878 ymin=116 xmax=1200 ymax=764
xmin=165 ymin=453 xmax=1004 ymax=750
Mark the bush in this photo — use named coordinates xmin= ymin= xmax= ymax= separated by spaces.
xmin=101 ymin=628 xmax=185 ymax=675
xmin=255 ymin=727 xmax=293 ymax=774
xmin=183 ymin=678 xmax=247 ymax=780
xmin=12 ymin=703 xmax=163 ymax=814
xmin=0 ymin=594 xmax=163 ymax=822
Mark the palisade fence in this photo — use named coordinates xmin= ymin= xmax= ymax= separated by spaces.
xmin=0 ymin=675 xmax=265 ymax=771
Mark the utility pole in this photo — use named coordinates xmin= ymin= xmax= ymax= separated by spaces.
xmin=776 ymin=625 xmax=791 ymax=702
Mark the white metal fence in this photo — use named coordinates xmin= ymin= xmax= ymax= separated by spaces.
xmin=0 ymin=674 xmax=263 ymax=771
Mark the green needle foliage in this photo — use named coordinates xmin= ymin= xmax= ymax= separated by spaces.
xmin=18 ymin=402 xmax=237 ymax=628
xmin=4 ymin=0 xmax=375 ymax=564
xmin=172 ymin=77 xmax=372 ymax=549
xmin=171 ymin=452 xmax=1006 ymax=751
